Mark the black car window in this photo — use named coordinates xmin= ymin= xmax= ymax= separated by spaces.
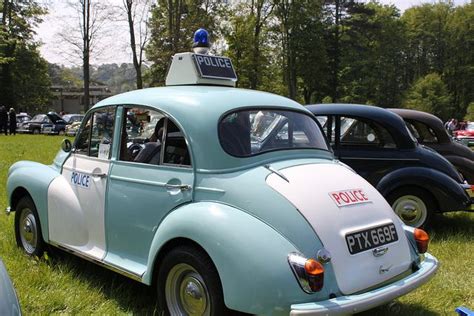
xmin=340 ymin=116 xmax=396 ymax=149
xmin=219 ymin=109 xmax=328 ymax=157
xmin=75 ymin=107 xmax=115 ymax=158
xmin=406 ymin=120 xmax=438 ymax=144
xmin=316 ymin=115 xmax=335 ymax=146
xmin=119 ymin=107 xmax=191 ymax=167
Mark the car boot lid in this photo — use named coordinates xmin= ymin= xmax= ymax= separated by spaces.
xmin=266 ymin=162 xmax=412 ymax=294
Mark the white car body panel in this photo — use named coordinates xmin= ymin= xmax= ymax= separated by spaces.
xmin=267 ymin=163 xmax=412 ymax=294
xmin=48 ymin=154 xmax=109 ymax=260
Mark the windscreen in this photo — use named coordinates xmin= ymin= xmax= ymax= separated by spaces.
xmin=219 ymin=109 xmax=328 ymax=157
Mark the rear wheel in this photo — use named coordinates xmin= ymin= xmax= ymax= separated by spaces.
xmin=387 ymin=187 xmax=435 ymax=228
xmin=157 ymin=246 xmax=229 ymax=316
xmin=14 ymin=196 xmax=45 ymax=257
xmin=33 ymin=128 xmax=40 ymax=135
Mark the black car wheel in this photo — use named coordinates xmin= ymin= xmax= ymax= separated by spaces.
xmin=33 ymin=129 xmax=40 ymax=135
xmin=157 ymin=245 xmax=229 ymax=316
xmin=58 ymin=129 xmax=65 ymax=136
xmin=14 ymin=196 xmax=45 ymax=257
xmin=387 ymin=187 xmax=435 ymax=228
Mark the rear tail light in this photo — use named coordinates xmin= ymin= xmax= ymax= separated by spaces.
xmin=288 ymin=253 xmax=324 ymax=293
xmin=414 ymin=228 xmax=429 ymax=254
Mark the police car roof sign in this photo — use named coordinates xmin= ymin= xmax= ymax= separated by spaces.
xmin=165 ymin=52 xmax=237 ymax=87
xmin=193 ymin=54 xmax=237 ymax=80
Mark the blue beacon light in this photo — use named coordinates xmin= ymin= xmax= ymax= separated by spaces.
xmin=193 ymin=28 xmax=210 ymax=54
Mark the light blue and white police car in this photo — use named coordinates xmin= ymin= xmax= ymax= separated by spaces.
xmin=6 ymin=30 xmax=438 ymax=315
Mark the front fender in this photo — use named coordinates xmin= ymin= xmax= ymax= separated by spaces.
xmin=376 ymin=167 xmax=470 ymax=212
xmin=144 ymin=202 xmax=324 ymax=315
xmin=7 ymin=161 xmax=59 ymax=242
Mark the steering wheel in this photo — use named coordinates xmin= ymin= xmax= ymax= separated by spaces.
xmin=127 ymin=143 xmax=143 ymax=160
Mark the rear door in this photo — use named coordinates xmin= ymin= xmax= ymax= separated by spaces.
xmin=103 ymin=106 xmax=194 ymax=276
xmin=48 ymin=106 xmax=116 ymax=260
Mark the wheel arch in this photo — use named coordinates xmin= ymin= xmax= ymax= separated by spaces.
xmin=7 ymin=161 xmax=60 ymax=242
xmin=376 ymin=167 xmax=470 ymax=212
xmin=10 ymin=186 xmax=32 ymax=212
xmin=143 ymin=202 xmax=314 ymax=315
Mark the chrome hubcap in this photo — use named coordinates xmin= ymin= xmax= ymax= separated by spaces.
xmin=392 ymin=195 xmax=427 ymax=227
xmin=166 ymin=263 xmax=210 ymax=316
xmin=20 ymin=208 xmax=38 ymax=254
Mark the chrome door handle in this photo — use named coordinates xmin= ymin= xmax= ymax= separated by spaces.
xmin=91 ymin=171 xmax=107 ymax=178
xmin=165 ymin=184 xmax=192 ymax=191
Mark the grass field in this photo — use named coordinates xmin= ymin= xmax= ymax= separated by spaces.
xmin=1 ymin=134 xmax=473 ymax=315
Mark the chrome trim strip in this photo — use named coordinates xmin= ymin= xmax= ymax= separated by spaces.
xmin=109 ymin=175 xmax=167 ymax=187
xmin=342 ymin=157 xmax=419 ymax=161
xmin=195 ymin=187 xmax=226 ymax=193
xmin=49 ymin=241 xmax=143 ymax=282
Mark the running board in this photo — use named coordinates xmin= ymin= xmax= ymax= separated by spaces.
xmin=49 ymin=241 xmax=143 ymax=282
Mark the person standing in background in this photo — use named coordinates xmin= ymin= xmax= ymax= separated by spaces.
xmin=0 ymin=106 xmax=8 ymax=135
xmin=9 ymin=108 xmax=17 ymax=135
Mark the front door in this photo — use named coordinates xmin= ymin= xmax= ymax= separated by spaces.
xmin=48 ymin=107 xmax=116 ymax=260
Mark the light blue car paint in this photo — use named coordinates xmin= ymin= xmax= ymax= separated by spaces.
xmin=144 ymin=202 xmax=325 ymax=315
xmin=7 ymin=161 xmax=60 ymax=242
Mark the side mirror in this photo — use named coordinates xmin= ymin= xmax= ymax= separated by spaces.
xmin=61 ymin=139 xmax=72 ymax=153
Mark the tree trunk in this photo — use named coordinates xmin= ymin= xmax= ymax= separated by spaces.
xmin=126 ymin=0 xmax=143 ymax=89
xmin=83 ymin=0 xmax=90 ymax=111
xmin=332 ymin=0 xmax=340 ymax=102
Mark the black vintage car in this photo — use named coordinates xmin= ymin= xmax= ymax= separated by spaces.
xmin=308 ymin=103 xmax=473 ymax=228
xmin=18 ymin=112 xmax=67 ymax=135
xmin=390 ymin=108 xmax=474 ymax=183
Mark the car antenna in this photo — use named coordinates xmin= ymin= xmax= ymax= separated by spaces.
xmin=264 ymin=164 xmax=289 ymax=183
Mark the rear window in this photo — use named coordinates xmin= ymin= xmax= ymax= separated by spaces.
xmin=219 ymin=109 xmax=328 ymax=157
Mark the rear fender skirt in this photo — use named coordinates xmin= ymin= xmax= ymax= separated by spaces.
xmin=377 ymin=167 xmax=470 ymax=212
xmin=445 ymin=155 xmax=474 ymax=184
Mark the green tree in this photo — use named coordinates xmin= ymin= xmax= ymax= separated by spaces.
xmin=403 ymin=73 xmax=453 ymax=120
xmin=464 ymin=102 xmax=474 ymax=121
xmin=445 ymin=3 xmax=474 ymax=118
xmin=339 ymin=2 xmax=406 ymax=107
xmin=401 ymin=3 xmax=453 ymax=85
xmin=224 ymin=0 xmax=274 ymax=90
xmin=1 ymin=0 xmax=49 ymax=109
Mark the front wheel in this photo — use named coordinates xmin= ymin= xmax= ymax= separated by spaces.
xmin=14 ymin=196 xmax=45 ymax=257
xmin=387 ymin=187 xmax=435 ymax=228
xmin=157 ymin=246 xmax=229 ymax=316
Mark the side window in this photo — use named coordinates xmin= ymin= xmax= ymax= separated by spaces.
xmin=340 ymin=116 xmax=396 ymax=149
xmin=119 ymin=107 xmax=191 ymax=167
xmin=74 ymin=107 xmax=116 ymax=158
xmin=163 ymin=120 xmax=191 ymax=166
xmin=406 ymin=120 xmax=438 ymax=144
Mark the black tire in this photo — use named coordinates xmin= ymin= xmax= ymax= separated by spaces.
xmin=387 ymin=187 xmax=435 ymax=228
xmin=14 ymin=196 xmax=45 ymax=257
xmin=33 ymin=128 xmax=40 ymax=135
xmin=58 ymin=129 xmax=65 ymax=136
xmin=157 ymin=245 xmax=229 ymax=316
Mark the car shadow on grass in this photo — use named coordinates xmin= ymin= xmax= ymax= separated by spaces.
xmin=357 ymin=301 xmax=439 ymax=315
xmin=46 ymin=247 xmax=163 ymax=315
xmin=429 ymin=212 xmax=474 ymax=241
